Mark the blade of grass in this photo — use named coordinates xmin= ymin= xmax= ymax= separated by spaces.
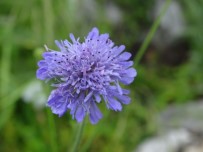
xmin=0 ymin=19 xmax=15 ymax=131
xmin=134 ymin=0 xmax=172 ymax=66
xmin=0 ymin=79 xmax=34 ymax=130
xmin=0 ymin=19 xmax=14 ymax=97
xmin=42 ymin=1 xmax=58 ymax=150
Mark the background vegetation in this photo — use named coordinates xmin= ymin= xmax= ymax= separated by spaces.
xmin=0 ymin=0 xmax=203 ymax=151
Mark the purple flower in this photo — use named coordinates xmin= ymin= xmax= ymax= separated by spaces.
xmin=36 ymin=27 xmax=137 ymax=124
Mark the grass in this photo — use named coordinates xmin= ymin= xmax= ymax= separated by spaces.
xmin=0 ymin=0 xmax=203 ymax=152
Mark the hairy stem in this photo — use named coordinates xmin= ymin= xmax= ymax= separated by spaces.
xmin=71 ymin=119 xmax=86 ymax=152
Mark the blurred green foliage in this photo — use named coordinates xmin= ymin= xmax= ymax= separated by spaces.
xmin=0 ymin=0 xmax=203 ymax=152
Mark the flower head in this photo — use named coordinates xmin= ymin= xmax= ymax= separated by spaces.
xmin=36 ymin=27 xmax=137 ymax=124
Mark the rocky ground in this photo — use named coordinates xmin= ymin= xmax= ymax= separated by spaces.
xmin=135 ymin=100 xmax=203 ymax=152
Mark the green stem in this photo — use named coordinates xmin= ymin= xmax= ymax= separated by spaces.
xmin=71 ymin=120 xmax=86 ymax=152
xmin=43 ymin=0 xmax=54 ymax=46
xmin=134 ymin=0 xmax=172 ymax=66
xmin=47 ymin=109 xmax=58 ymax=152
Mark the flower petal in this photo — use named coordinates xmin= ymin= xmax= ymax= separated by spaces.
xmin=68 ymin=102 xmax=77 ymax=119
xmin=119 ymin=61 xmax=133 ymax=68
xmin=115 ymin=93 xmax=131 ymax=105
xmin=89 ymin=102 xmax=103 ymax=124
xmin=84 ymin=91 xmax=93 ymax=102
xmin=99 ymin=34 xmax=109 ymax=41
xmin=120 ymin=68 xmax=137 ymax=78
xmin=69 ymin=33 xmax=77 ymax=43
xmin=47 ymin=92 xmax=68 ymax=117
xmin=55 ymin=40 xmax=67 ymax=52
xmin=75 ymin=106 xmax=86 ymax=122
xmin=107 ymin=87 xmax=131 ymax=104
xmin=68 ymin=92 xmax=85 ymax=119
xmin=118 ymin=52 xmax=131 ymax=61
xmin=87 ymin=27 xmax=99 ymax=39
xmin=116 ymin=81 xmax=123 ymax=95
xmin=94 ymin=93 xmax=101 ymax=103
xmin=42 ymin=52 xmax=53 ymax=59
xmin=106 ymin=96 xmax=122 ymax=111
xmin=36 ymin=68 xmax=49 ymax=80
xmin=120 ymin=77 xmax=134 ymax=85
xmin=37 ymin=60 xmax=47 ymax=67
xmin=113 ymin=45 xmax=125 ymax=57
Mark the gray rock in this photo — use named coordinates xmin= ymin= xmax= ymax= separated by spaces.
xmin=136 ymin=129 xmax=192 ymax=152
xmin=157 ymin=101 xmax=203 ymax=132
xmin=135 ymin=100 xmax=203 ymax=152
xmin=153 ymin=0 xmax=186 ymax=48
